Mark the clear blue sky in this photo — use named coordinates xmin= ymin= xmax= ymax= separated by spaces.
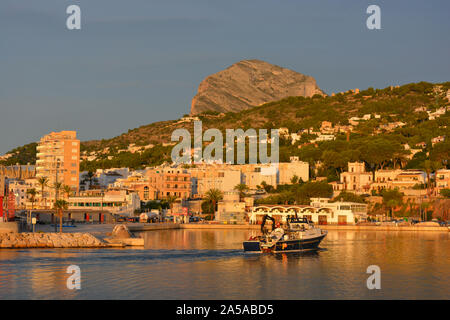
xmin=1 ymin=0 xmax=449 ymax=154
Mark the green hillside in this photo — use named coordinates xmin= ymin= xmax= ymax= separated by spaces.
xmin=2 ymin=81 xmax=449 ymax=178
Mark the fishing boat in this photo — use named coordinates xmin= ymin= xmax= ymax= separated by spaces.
xmin=243 ymin=214 xmax=327 ymax=253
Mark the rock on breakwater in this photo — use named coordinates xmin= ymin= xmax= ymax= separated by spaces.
xmin=0 ymin=232 xmax=106 ymax=249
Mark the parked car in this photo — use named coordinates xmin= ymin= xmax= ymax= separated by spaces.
xmin=116 ymin=216 xmax=127 ymax=222
xmin=189 ymin=216 xmax=204 ymax=223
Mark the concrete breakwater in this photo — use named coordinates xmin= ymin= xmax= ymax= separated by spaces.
xmin=0 ymin=232 xmax=106 ymax=249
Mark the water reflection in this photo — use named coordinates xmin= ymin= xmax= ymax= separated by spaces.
xmin=0 ymin=230 xmax=448 ymax=299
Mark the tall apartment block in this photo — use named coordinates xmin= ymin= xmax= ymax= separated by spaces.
xmin=36 ymin=131 xmax=80 ymax=202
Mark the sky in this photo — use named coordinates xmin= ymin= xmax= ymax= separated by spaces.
xmin=0 ymin=0 xmax=449 ymax=154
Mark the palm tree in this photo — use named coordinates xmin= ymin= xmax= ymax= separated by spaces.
xmin=37 ymin=177 xmax=49 ymax=208
xmin=62 ymin=185 xmax=72 ymax=199
xmin=53 ymin=181 xmax=63 ymax=201
xmin=84 ymin=171 xmax=95 ymax=189
xmin=422 ymin=160 xmax=442 ymax=198
xmin=234 ymin=184 xmax=249 ymax=201
xmin=204 ymin=188 xmax=223 ymax=219
xmin=165 ymin=194 xmax=178 ymax=214
xmin=54 ymin=200 xmax=69 ymax=233
xmin=27 ymin=188 xmax=37 ymax=210
xmin=26 ymin=188 xmax=37 ymax=229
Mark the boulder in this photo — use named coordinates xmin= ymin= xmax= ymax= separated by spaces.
xmin=111 ymin=225 xmax=133 ymax=239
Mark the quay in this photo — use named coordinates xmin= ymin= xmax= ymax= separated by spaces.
xmin=127 ymin=223 xmax=449 ymax=232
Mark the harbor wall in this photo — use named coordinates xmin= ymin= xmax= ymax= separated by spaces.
xmin=0 ymin=232 xmax=106 ymax=248
xmin=128 ymin=223 xmax=448 ymax=232
xmin=0 ymin=222 xmax=19 ymax=233
xmin=127 ymin=223 xmax=181 ymax=232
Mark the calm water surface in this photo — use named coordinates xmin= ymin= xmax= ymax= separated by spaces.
xmin=0 ymin=229 xmax=448 ymax=299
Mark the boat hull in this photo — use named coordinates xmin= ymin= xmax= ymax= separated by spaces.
xmin=243 ymin=233 xmax=327 ymax=253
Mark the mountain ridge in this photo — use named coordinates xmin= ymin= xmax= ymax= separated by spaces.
xmin=1 ymin=81 xmax=449 ymax=173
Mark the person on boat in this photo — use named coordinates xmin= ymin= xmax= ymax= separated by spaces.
xmin=270 ymin=222 xmax=284 ymax=240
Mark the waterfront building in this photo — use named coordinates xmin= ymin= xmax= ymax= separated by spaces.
xmin=216 ymin=191 xmax=247 ymax=223
xmin=248 ymin=200 xmax=364 ymax=225
xmin=95 ymin=168 xmax=130 ymax=189
xmin=68 ymin=189 xmax=140 ymax=216
xmin=0 ymin=175 xmax=4 ymax=197
xmin=337 ymin=162 xmax=372 ymax=193
xmin=35 ymin=131 xmax=80 ymax=205
xmin=8 ymin=180 xmax=28 ymax=209
xmin=310 ymin=197 xmax=367 ymax=220
xmin=0 ymin=165 xmax=35 ymax=180
xmin=189 ymin=166 xmax=241 ymax=197
xmin=146 ymin=167 xmax=191 ymax=200
xmin=371 ymin=169 xmax=426 ymax=192
xmin=436 ymin=169 xmax=450 ymax=192
xmin=278 ymin=160 xmax=309 ymax=184
xmin=239 ymin=164 xmax=278 ymax=190
xmin=114 ymin=172 xmax=154 ymax=201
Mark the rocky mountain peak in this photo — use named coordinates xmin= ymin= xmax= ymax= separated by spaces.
xmin=190 ymin=59 xmax=323 ymax=114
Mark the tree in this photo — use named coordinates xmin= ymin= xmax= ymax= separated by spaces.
xmin=439 ymin=189 xmax=450 ymax=198
xmin=164 ymin=194 xmax=178 ymax=214
xmin=26 ymin=188 xmax=37 ymax=210
xmin=260 ymin=181 xmax=275 ymax=193
xmin=37 ymin=177 xmax=49 ymax=208
xmin=63 ymin=185 xmax=72 ymax=199
xmin=201 ymin=201 xmax=215 ymax=215
xmin=290 ymin=175 xmax=299 ymax=184
xmin=204 ymin=188 xmax=223 ymax=219
xmin=332 ymin=191 xmax=365 ymax=203
xmin=83 ymin=171 xmax=97 ymax=189
xmin=421 ymin=160 xmax=442 ymax=197
xmin=234 ymin=184 xmax=249 ymax=201
xmin=381 ymin=189 xmax=403 ymax=218
xmin=430 ymin=140 xmax=450 ymax=167
xmin=54 ymin=200 xmax=68 ymax=233
xmin=322 ymin=150 xmax=349 ymax=176
xmin=26 ymin=188 xmax=37 ymax=230
xmin=53 ymin=181 xmax=63 ymax=201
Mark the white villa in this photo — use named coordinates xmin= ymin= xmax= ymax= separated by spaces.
xmin=249 ymin=198 xmax=367 ymax=225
